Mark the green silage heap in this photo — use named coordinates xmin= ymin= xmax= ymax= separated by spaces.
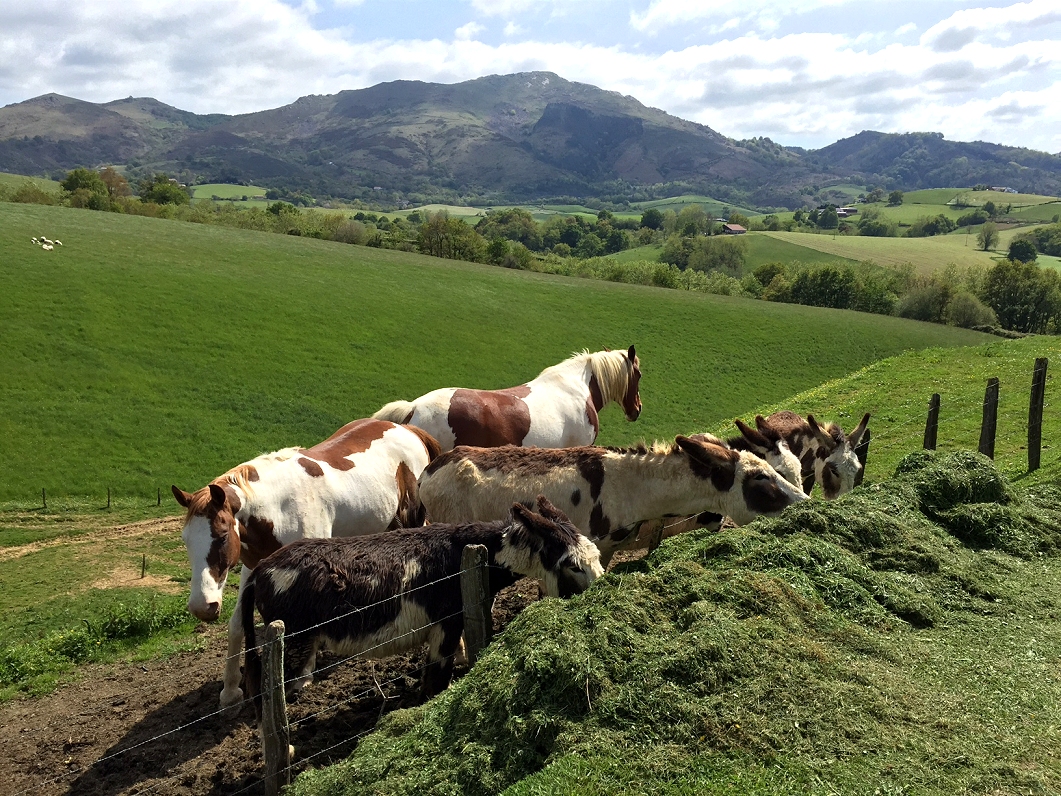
xmin=291 ymin=451 xmax=1061 ymax=796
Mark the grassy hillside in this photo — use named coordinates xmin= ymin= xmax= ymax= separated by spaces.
xmin=723 ymin=335 xmax=1061 ymax=486
xmin=0 ymin=202 xmax=990 ymax=504
xmin=189 ymin=183 xmax=268 ymax=200
xmin=0 ymin=170 xmax=59 ymax=192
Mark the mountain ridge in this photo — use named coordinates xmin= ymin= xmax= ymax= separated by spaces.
xmin=1 ymin=72 xmax=1059 ymax=208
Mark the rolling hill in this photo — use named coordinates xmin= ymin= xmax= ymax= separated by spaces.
xmin=0 ymin=201 xmax=990 ymax=502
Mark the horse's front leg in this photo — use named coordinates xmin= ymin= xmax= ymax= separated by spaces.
xmin=220 ymin=566 xmax=251 ymax=709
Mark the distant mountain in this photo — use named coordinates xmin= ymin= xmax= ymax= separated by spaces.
xmin=1 ymin=74 xmax=1059 ymax=208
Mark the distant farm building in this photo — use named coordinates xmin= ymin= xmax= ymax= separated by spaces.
xmin=990 ymin=186 xmax=1018 ymax=193
xmin=722 ymin=223 xmax=747 ymax=235
xmin=836 ymin=207 xmax=858 ymax=217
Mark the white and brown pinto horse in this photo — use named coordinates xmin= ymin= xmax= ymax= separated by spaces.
xmin=418 ymin=435 xmax=808 ymax=567
xmin=755 ymin=411 xmax=870 ymax=499
xmin=172 ymin=418 xmax=441 ymax=708
xmin=372 ymin=347 xmax=642 ymax=451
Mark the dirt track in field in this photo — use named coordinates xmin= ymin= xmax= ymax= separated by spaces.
xmin=0 ymin=578 xmax=544 ymax=796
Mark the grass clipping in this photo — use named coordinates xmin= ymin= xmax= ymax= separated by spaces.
xmin=291 ymin=451 xmax=1061 ymax=796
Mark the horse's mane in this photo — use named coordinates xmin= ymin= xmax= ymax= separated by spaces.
xmin=542 ymin=349 xmax=630 ymax=405
xmin=181 ymin=452 xmax=298 ymax=519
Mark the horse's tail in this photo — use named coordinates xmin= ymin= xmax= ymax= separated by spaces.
xmin=241 ymin=573 xmax=262 ymax=721
xmin=373 ymin=399 xmax=416 ymax=424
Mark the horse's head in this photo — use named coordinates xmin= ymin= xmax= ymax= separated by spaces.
xmin=172 ymin=483 xmax=242 ymax=622
xmin=622 ymin=345 xmax=642 ymax=421
xmin=807 ymin=413 xmax=870 ymax=499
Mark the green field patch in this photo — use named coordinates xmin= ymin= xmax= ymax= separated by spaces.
xmin=289 ymin=451 xmax=1061 ymax=795
xmin=0 ymin=170 xmax=61 ymax=192
xmin=743 ymin=231 xmax=862 ymax=271
xmin=189 ymin=183 xmax=269 ymax=200
xmin=0 ymin=202 xmax=989 ymax=502
xmin=729 ymin=335 xmax=1061 ymax=486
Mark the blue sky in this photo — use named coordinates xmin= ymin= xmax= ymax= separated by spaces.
xmin=0 ymin=0 xmax=1058 ymax=152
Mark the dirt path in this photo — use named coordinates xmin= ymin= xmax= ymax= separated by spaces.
xmin=0 ymin=582 xmax=542 ymax=796
xmin=0 ymin=517 xmax=182 ymax=563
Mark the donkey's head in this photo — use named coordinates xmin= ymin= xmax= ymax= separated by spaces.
xmin=674 ymin=435 xmax=808 ymax=526
xmin=732 ymin=419 xmax=804 ymax=489
xmin=172 ymin=482 xmax=243 ymax=622
xmin=498 ymin=495 xmax=604 ymax=598
xmin=622 ymin=345 xmax=642 ymax=421
xmin=806 ymin=413 xmax=870 ymax=499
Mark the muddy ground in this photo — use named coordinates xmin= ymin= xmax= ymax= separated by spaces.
xmin=1 ymin=578 xmax=546 ymax=796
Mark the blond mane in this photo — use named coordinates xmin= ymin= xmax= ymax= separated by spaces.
xmin=539 ymin=349 xmax=631 ymax=405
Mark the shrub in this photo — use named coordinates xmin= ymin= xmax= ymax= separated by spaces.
xmin=944 ymin=291 xmax=998 ymax=329
xmin=1008 ymin=238 xmax=1037 ymax=263
xmin=907 ymin=214 xmax=956 ymax=238
xmin=11 ymin=181 xmax=58 ymax=205
xmin=981 ymin=258 xmax=1061 ymax=333
xmin=957 ymin=209 xmax=989 ymax=227
xmin=898 ymin=281 xmax=950 ymax=323
xmin=788 ymin=266 xmax=857 ymax=309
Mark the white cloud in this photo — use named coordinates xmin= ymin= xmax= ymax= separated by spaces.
xmin=895 ymin=23 xmax=917 ymax=36
xmin=921 ymin=0 xmax=1061 ymax=51
xmin=455 ymin=21 xmax=485 ymax=40
xmin=0 ymin=0 xmax=1058 ymax=154
xmin=629 ymin=0 xmax=855 ymax=33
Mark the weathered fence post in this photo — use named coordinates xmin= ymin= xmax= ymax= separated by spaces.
xmin=1029 ymin=357 xmax=1048 ymax=472
xmin=157 ymin=488 xmax=161 ymax=507
xmin=141 ymin=554 xmax=147 ymax=579
xmin=107 ymin=487 xmax=111 ymax=508
xmin=853 ymin=427 xmax=871 ymax=486
xmin=42 ymin=488 xmax=46 ymax=509
xmin=262 ymin=620 xmax=291 ymax=796
xmin=460 ymin=544 xmax=492 ymax=666
xmin=924 ymin=393 xmax=940 ymax=450
xmin=979 ymin=377 xmax=1000 ymax=459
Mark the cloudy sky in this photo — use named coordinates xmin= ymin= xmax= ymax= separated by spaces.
xmin=1 ymin=0 xmax=1058 ymax=152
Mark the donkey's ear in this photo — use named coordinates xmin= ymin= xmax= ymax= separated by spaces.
xmin=848 ymin=413 xmax=870 ymax=447
xmin=535 ymin=494 xmax=567 ymax=522
xmin=734 ymin=418 xmax=771 ymax=451
xmin=675 ymin=435 xmax=739 ymax=469
xmin=208 ymin=483 xmax=227 ymax=508
xmin=754 ymin=414 xmax=770 ymax=432
xmin=510 ymin=502 xmax=547 ymax=547
xmin=627 ymin=345 xmax=636 ymax=361
xmin=806 ymin=415 xmax=835 ymax=448
xmin=172 ymin=485 xmax=192 ymax=508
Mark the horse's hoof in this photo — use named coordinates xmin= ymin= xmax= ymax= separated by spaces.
xmin=219 ymin=686 xmax=244 ymax=709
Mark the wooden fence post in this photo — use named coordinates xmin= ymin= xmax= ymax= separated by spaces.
xmin=979 ymin=377 xmax=1000 ymax=459
xmin=460 ymin=544 xmax=492 ymax=666
xmin=157 ymin=488 xmax=161 ymax=507
xmin=42 ymin=488 xmax=46 ymax=509
xmin=924 ymin=393 xmax=940 ymax=450
xmin=262 ymin=620 xmax=291 ymax=796
xmin=107 ymin=488 xmax=111 ymax=508
xmin=853 ymin=427 xmax=871 ymax=486
xmin=1029 ymin=358 xmax=1048 ymax=472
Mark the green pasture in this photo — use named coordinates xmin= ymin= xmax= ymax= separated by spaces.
xmin=721 ymin=335 xmax=1061 ymax=487
xmin=189 ymin=182 xmax=268 ymax=201
xmin=904 ymin=188 xmax=1059 ymax=207
xmin=632 ymin=194 xmax=760 ymax=217
xmin=0 ymin=171 xmax=60 ymax=192
xmin=759 ymin=229 xmax=1001 ymax=273
xmin=855 ymin=201 xmax=966 ymax=226
xmin=1009 ymin=201 xmax=1061 ymax=223
xmin=0 ymin=201 xmax=990 ymax=508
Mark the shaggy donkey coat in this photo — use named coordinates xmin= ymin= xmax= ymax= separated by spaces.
xmin=418 ymin=435 xmax=808 ymax=567
xmin=241 ymin=496 xmax=602 ymax=719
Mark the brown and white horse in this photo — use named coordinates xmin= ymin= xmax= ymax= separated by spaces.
xmin=418 ymin=435 xmax=808 ymax=567
xmin=171 ymin=418 xmax=441 ymax=708
xmin=372 ymin=346 xmax=642 ymax=451
xmin=755 ymin=411 xmax=870 ymax=499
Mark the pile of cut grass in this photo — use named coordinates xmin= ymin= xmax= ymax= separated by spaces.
xmin=291 ymin=450 xmax=1061 ymax=795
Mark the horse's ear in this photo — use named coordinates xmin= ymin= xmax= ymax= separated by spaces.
xmin=806 ymin=415 xmax=835 ymax=448
xmin=734 ymin=418 xmax=771 ymax=451
xmin=172 ymin=485 xmax=192 ymax=508
xmin=848 ymin=413 xmax=870 ymax=447
xmin=208 ymin=483 xmax=227 ymax=508
xmin=627 ymin=345 xmax=636 ymax=362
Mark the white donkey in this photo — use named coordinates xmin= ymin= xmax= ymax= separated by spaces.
xmin=755 ymin=411 xmax=870 ymax=498
xmin=172 ymin=418 xmax=440 ymax=708
xmin=418 ymin=435 xmax=808 ymax=567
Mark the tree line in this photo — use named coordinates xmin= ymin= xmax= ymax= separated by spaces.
xmin=5 ymin=169 xmax=1060 ymax=335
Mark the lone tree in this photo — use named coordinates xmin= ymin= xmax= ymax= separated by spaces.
xmin=887 ymin=190 xmax=904 ymax=206
xmin=1008 ymin=237 xmax=1038 ymax=263
xmin=978 ymin=222 xmax=1000 ymax=251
